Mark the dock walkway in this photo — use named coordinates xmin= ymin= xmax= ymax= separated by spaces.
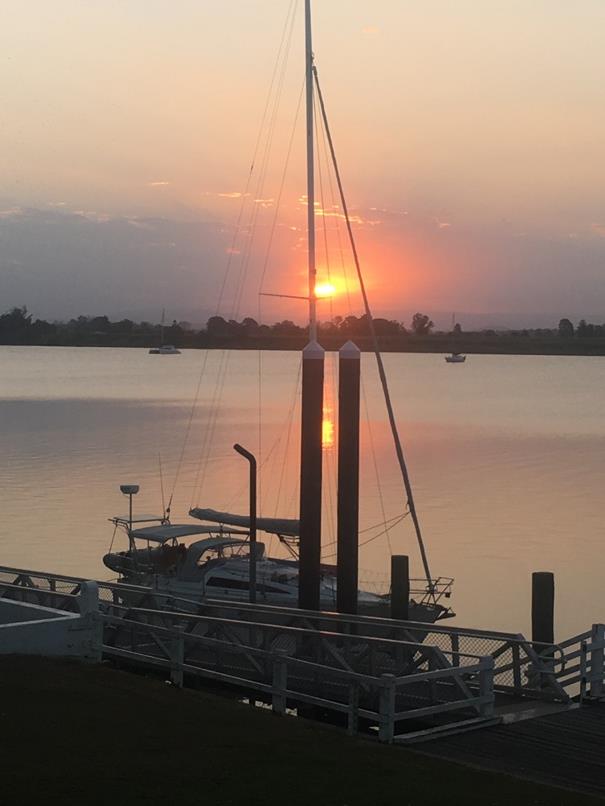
xmin=0 ymin=563 xmax=603 ymax=747
xmin=415 ymin=703 xmax=605 ymax=797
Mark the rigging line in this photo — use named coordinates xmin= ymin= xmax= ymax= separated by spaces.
xmin=196 ymin=10 xmax=298 ymax=508
xmin=254 ymin=78 xmax=304 ymax=520
xmin=314 ymin=90 xmax=335 ymax=321
xmin=361 ymin=377 xmax=393 ymax=556
xmin=320 ymin=514 xmax=408 ymax=560
xmin=313 ymin=103 xmax=337 ymax=548
xmin=274 ymin=360 xmax=302 ymax=515
xmin=231 ymin=2 xmax=298 ymax=323
xmin=158 ymin=453 xmax=166 ymax=520
xmin=107 ymin=522 xmax=119 ymax=555
xmin=258 ymin=77 xmax=305 ymax=297
xmin=194 ymin=22 xmax=296 ymax=508
xmin=322 ymin=511 xmax=407 ymax=548
xmin=177 ymin=1 xmax=297 ymax=510
xmin=224 ymin=430 xmax=285 ymax=511
xmin=360 ymin=513 xmax=408 ymax=547
xmin=192 ymin=351 xmax=232 ymax=505
xmin=313 ymin=66 xmax=433 ymax=587
xmin=317 ymin=87 xmax=353 ymax=316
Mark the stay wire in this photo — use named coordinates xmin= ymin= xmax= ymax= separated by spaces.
xmin=313 ymin=65 xmax=433 ymax=586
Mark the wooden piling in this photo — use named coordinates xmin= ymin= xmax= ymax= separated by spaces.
xmin=337 ymin=340 xmax=360 ymax=615
xmin=531 ymin=571 xmax=554 ymax=645
xmin=298 ymin=341 xmax=325 ymax=611
xmin=390 ymin=555 xmax=410 ymax=621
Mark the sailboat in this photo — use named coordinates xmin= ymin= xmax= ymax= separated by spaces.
xmin=445 ymin=313 xmax=466 ymax=362
xmin=149 ymin=309 xmax=181 ymax=355
xmin=105 ymin=1 xmax=454 ymax=623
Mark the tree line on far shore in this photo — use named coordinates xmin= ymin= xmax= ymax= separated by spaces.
xmin=1 ymin=306 xmax=604 ymax=354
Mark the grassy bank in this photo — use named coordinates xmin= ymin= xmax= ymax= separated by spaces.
xmin=0 ymin=656 xmax=599 ymax=806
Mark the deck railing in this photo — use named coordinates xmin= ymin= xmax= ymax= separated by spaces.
xmin=1 ymin=564 xmax=603 ymax=738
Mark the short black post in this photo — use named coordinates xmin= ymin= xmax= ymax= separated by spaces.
xmin=531 ymin=571 xmax=554 ymax=645
xmin=298 ymin=341 xmax=325 ymax=611
xmin=391 ymin=555 xmax=410 ymax=621
xmin=233 ymin=443 xmax=257 ymax=604
xmin=337 ymin=341 xmax=361 ymax=615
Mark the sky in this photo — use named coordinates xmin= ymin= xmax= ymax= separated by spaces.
xmin=1 ymin=0 xmax=605 ymax=328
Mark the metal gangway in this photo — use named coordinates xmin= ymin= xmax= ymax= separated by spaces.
xmin=0 ymin=564 xmax=602 ymax=743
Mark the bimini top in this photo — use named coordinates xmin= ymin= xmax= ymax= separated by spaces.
xmin=129 ymin=524 xmax=247 ymax=545
xmin=189 ymin=508 xmax=300 ymax=538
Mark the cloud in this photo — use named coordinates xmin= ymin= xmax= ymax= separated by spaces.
xmin=218 ymin=191 xmax=246 ymax=199
xmin=591 ymin=224 xmax=605 ymax=238
xmin=147 ymin=180 xmax=170 ymax=187
xmin=361 ymin=25 xmax=380 ymax=36
xmin=0 ymin=207 xmax=24 ymax=219
xmin=127 ymin=219 xmax=154 ymax=230
xmin=72 ymin=210 xmax=111 ymax=223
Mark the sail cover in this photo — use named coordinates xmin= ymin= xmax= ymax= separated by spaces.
xmin=189 ymin=508 xmax=299 ymax=537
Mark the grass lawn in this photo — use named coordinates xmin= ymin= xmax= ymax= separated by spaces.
xmin=0 ymin=656 xmax=599 ymax=806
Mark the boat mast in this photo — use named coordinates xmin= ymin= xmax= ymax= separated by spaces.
xmin=305 ymin=0 xmax=317 ymax=341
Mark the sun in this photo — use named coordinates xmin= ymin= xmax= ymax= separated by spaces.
xmin=314 ymin=281 xmax=337 ymax=299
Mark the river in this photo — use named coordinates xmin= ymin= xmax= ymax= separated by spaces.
xmin=1 ymin=345 xmax=603 ymax=638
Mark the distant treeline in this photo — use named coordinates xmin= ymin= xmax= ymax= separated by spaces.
xmin=2 ymin=307 xmax=605 ymax=355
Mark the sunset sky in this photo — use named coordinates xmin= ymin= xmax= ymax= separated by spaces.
xmin=1 ymin=1 xmax=604 ymax=327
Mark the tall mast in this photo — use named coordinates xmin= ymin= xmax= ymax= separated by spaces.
xmin=305 ymin=0 xmax=317 ymax=341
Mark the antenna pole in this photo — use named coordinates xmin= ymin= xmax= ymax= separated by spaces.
xmin=305 ymin=0 xmax=317 ymax=341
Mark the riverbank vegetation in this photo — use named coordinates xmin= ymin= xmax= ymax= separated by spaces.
xmin=0 ymin=656 xmax=598 ymax=805
xmin=2 ymin=306 xmax=605 ymax=355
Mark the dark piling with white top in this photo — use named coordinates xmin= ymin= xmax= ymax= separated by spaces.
xmin=337 ymin=340 xmax=361 ymax=615
xmin=531 ymin=571 xmax=555 ymax=645
xmin=298 ymin=341 xmax=325 ymax=611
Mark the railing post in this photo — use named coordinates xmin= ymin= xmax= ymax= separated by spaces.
xmin=512 ymin=643 xmax=522 ymax=693
xmin=272 ymin=650 xmax=288 ymax=716
xmin=451 ymin=633 xmax=460 ymax=669
xmin=79 ymin=581 xmax=102 ymax=662
xmin=378 ymin=673 xmax=395 ymax=744
xmin=590 ymin=624 xmax=605 ymax=699
xmin=170 ymin=626 xmax=185 ymax=688
xmin=347 ymin=680 xmax=359 ymax=736
xmin=580 ymin=640 xmax=588 ymax=703
xmin=479 ymin=656 xmax=495 ymax=718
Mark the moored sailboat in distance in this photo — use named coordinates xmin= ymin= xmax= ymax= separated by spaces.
xmin=149 ymin=309 xmax=181 ymax=354
xmin=445 ymin=313 xmax=466 ymax=362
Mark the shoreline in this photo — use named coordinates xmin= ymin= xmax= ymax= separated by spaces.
xmin=2 ymin=338 xmax=605 ymax=356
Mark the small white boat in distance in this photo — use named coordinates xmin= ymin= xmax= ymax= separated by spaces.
xmin=149 ymin=309 xmax=181 ymax=354
xmin=149 ymin=344 xmax=181 ymax=355
xmin=445 ymin=353 xmax=466 ymax=363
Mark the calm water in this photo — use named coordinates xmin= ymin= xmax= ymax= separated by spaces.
xmin=1 ymin=346 xmax=604 ymax=638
